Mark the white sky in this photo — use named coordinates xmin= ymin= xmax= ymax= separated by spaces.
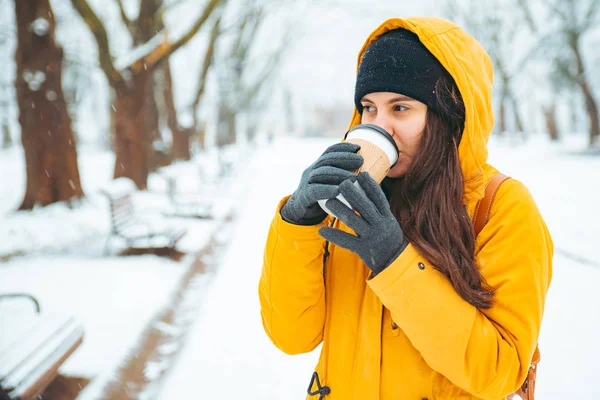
xmin=279 ymin=1 xmax=443 ymax=108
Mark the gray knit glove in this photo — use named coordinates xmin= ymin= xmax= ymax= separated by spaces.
xmin=280 ymin=142 xmax=364 ymax=225
xmin=318 ymin=172 xmax=408 ymax=275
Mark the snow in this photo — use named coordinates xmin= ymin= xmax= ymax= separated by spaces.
xmin=114 ymin=31 xmax=167 ymax=72
xmin=101 ymin=176 xmax=137 ymax=197
xmin=0 ymin=143 xmax=248 ymax=396
xmin=0 ymin=256 xmax=188 ymax=379
xmin=30 ymin=18 xmax=50 ymax=36
xmin=22 ymin=70 xmax=46 ymax=91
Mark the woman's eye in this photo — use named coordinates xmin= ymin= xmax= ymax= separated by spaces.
xmin=395 ymin=105 xmax=408 ymax=112
xmin=363 ymin=105 xmax=375 ymax=112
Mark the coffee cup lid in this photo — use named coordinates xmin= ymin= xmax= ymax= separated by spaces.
xmin=344 ymin=124 xmax=399 ymax=166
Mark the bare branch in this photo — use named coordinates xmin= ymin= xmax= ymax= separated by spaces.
xmin=556 ymin=60 xmax=578 ymax=85
xmin=69 ymin=0 xmax=122 ymax=86
xmin=123 ymin=0 xmax=222 ymax=75
xmin=516 ymin=0 xmax=538 ymax=32
xmin=115 ymin=0 xmax=134 ymax=34
xmin=158 ymin=0 xmax=223 ymax=63
xmin=241 ymin=25 xmax=292 ymax=109
xmin=192 ymin=15 xmax=221 ymax=128
xmin=548 ymin=0 xmax=571 ymax=25
xmin=583 ymin=0 xmax=600 ymax=29
xmin=133 ymin=0 xmax=164 ymax=45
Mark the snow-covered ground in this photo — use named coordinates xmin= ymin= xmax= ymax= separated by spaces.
xmin=159 ymin=134 xmax=600 ymax=399
xmin=0 ymin=144 xmax=249 ymax=395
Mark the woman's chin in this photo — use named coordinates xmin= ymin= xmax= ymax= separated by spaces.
xmin=386 ymin=165 xmax=406 ymax=178
xmin=386 ymin=169 xmax=405 ymax=179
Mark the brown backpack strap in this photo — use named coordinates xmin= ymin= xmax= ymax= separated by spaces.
xmin=510 ymin=346 xmax=541 ymax=400
xmin=474 ymin=173 xmax=540 ymax=400
xmin=472 ymin=173 xmax=510 ymax=236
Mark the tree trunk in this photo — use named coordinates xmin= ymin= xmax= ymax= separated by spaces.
xmin=542 ymin=102 xmax=559 ymax=141
xmin=499 ymin=99 xmax=506 ymax=135
xmin=161 ymin=61 xmax=191 ymax=160
xmin=570 ymin=32 xmax=600 ymax=146
xmin=173 ymin=126 xmax=192 ymax=160
xmin=284 ymin=89 xmax=295 ymax=134
xmin=198 ymin=126 xmax=206 ymax=150
xmin=1 ymin=121 xmax=12 ymax=148
xmin=136 ymin=0 xmax=170 ymax=170
xmin=247 ymin=123 xmax=257 ymax=143
xmin=14 ymin=0 xmax=83 ymax=210
xmin=216 ymin=104 xmax=236 ymax=147
xmin=497 ymin=79 xmax=508 ymax=135
xmin=579 ymin=80 xmax=600 ymax=146
xmin=509 ymin=93 xmax=525 ymax=136
xmin=112 ymin=72 xmax=152 ymax=189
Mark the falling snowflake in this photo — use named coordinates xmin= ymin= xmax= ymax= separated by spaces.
xmin=46 ymin=90 xmax=57 ymax=101
xmin=23 ymin=70 xmax=46 ymax=91
xmin=29 ymin=18 xmax=50 ymax=36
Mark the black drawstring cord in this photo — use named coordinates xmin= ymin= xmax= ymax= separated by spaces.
xmin=323 ymin=241 xmax=330 ymax=277
xmin=322 ymin=218 xmax=336 ymax=277
xmin=307 ymin=372 xmax=331 ymax=399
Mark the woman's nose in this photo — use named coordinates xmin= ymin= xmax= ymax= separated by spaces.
xmin=373 ymin=115 xmax=394 ymax=137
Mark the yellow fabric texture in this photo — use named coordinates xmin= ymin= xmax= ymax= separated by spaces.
xmin=258 ymin=17 xmax=553 ymax=400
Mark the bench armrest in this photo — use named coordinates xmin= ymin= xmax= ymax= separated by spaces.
xmin=0 ymin=293 xmax=41 ymax=313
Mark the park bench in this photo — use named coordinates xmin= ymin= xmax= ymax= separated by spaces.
xmin=101 ymin=178 xmax=187 ymax=254
xmin=164 ymin=175 xmax=215 ymax=219
xmin=0 ymin=294 xmax=84 ymax=400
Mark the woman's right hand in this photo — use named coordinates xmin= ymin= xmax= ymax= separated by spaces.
xmin=280 ymin=142 xmax=364 ymax=225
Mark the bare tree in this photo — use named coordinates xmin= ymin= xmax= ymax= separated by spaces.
xmin=187 ymin=14 xmax=221 ymax=152
xmin=118 ymin=0 xmax=177 ymax=167
xmin=14 ymin=0 xmax=84 ymax=210
xmin=69 ymin=0 xmax=223 ymax=189
xmin=0 ymin=85 xmax=13 ymax=148
xmin=542 ymin=102 xmax=560 ymax=141
xmin=215 ymin=1 xmax=291 ymax=146
xmin=1 ymin=106 xmax=12 ymax=148
xmin=215 ymin=4 xmax=264 ymax=147
xmin=518 ymin=0 xmax=600 ymax=146
xmin=444 ymin=0 xmax=532 ymax=137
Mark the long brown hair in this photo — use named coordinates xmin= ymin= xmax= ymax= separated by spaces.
xmin=387 ymin=75 xmax=494 ymax=309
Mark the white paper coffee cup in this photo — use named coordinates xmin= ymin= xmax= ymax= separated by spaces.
xmin=318 ymin=124 xmax=398 ymax=218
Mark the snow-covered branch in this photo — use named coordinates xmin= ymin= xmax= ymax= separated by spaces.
xmin=69 ymin=0 xmax=122 ymax=86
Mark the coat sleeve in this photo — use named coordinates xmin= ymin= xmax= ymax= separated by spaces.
xmin=367 ymin=179 xmax=553 ymax=399
xmin=259 ymin=196 xmax=330 ymax=355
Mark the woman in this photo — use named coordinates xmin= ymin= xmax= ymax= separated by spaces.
xmin=258 ymin=17 xmax=552 ymax=400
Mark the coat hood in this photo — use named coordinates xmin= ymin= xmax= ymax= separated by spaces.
xmin=348 ymin=17 xmax=495 ymax=205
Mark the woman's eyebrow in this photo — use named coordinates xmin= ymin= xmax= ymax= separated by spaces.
xmin=361 ymin=95 xmax=417 ymax=104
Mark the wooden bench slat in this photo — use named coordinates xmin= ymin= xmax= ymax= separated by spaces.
xmin=0 ymin=316 xmax=72 ymax=379
xmin=1 ymin=317 xmax=81 ymax=392
xmin=113 ymin=216 xmax=138 ymax=230
xmin=7 ymin=326 xmax=83 ymax=400
xmin=112 ymin=206 xmax=134 ymax=215
xmin=110 ymin=205 xmax=133 ymax=216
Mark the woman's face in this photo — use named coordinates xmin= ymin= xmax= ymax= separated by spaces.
xmin=360 ymin=92 xmax=428 ymax=178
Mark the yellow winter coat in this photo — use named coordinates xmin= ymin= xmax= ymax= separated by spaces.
xmin=259 ymin=17 xmax=553 ymax=400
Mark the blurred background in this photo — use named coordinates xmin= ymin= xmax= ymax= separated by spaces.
xmin=0 ymin=0 xmax=599 ymax=399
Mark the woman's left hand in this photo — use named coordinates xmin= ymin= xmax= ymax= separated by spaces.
xmin=318 ymin=172 xmax=408 ymax=275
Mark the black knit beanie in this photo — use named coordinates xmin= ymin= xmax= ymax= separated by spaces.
xmin=354 ymin=28 xmax=448 ymax=114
